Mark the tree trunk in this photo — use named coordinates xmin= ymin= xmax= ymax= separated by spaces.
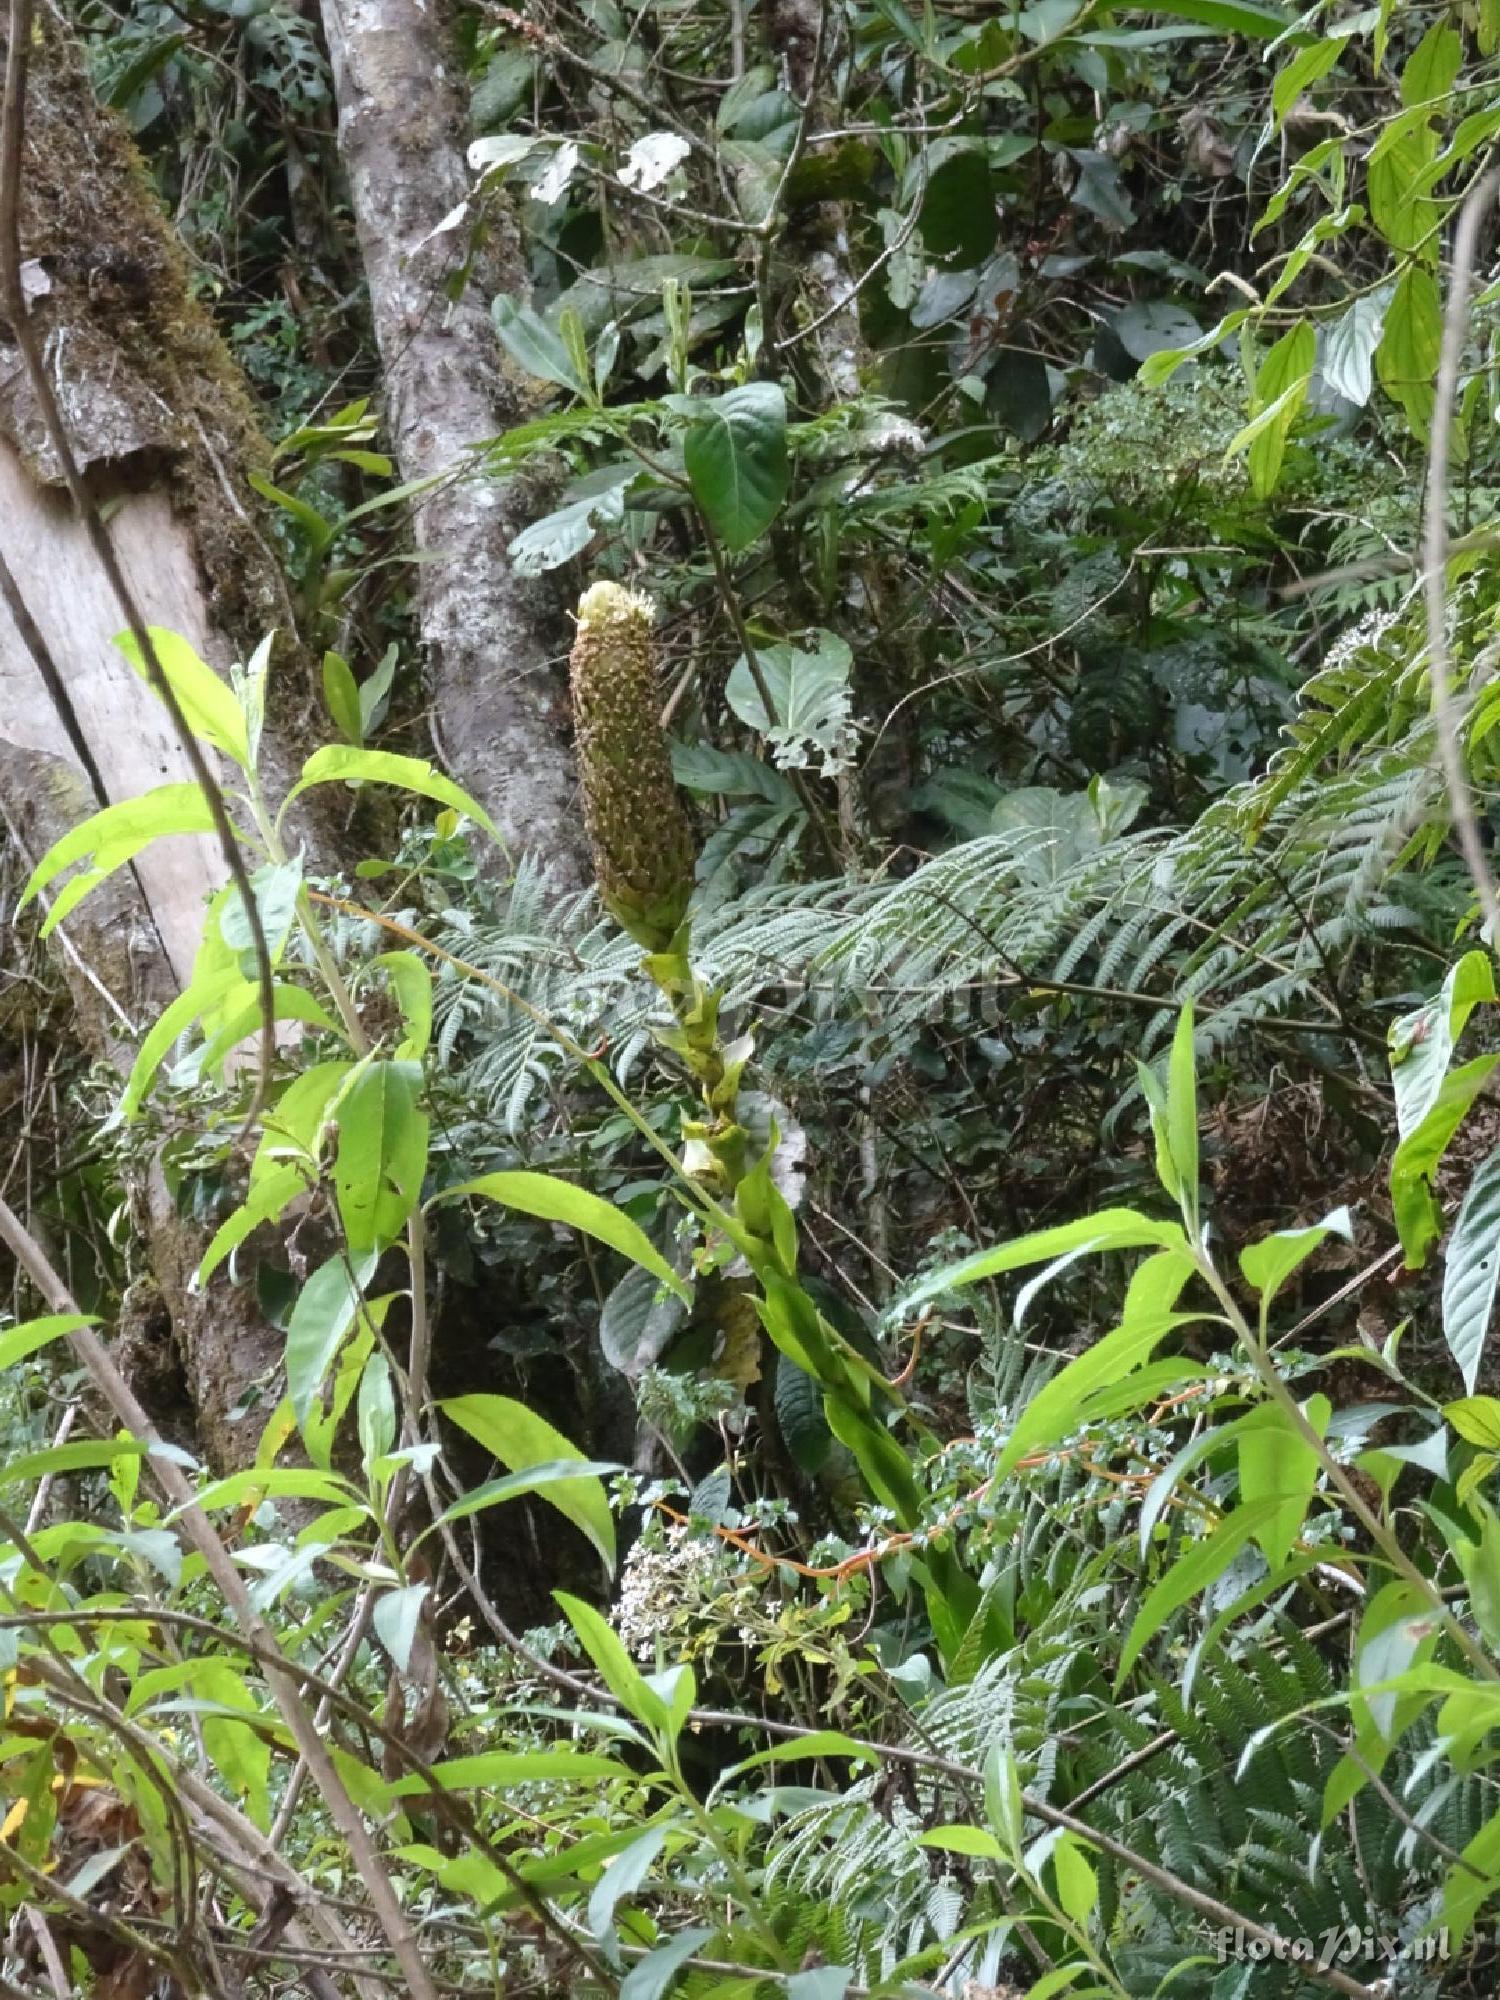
xmin=0 ymin=20 xmax=331 ymax=1471
xmin=318 ymin=0 xmax=589 ymax=886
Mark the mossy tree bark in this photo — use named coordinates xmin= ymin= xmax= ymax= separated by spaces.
xmin=0 ymin=20 xmax=332 ymax=1473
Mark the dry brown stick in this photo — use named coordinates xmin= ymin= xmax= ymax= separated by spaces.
xmin=0 ymin=0 xmax=276 ymax=1106
xmin=1425 ymin=165 xmax=1500 ymax=949
xmin=0 ymin=1195 xmax=440 ymax=2000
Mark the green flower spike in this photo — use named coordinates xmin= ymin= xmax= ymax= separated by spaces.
xmin=569 ymin=582 xmax=696 ymax=952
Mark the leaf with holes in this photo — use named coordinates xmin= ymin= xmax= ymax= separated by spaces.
xmin=725 ymin=629 xmax=855 ymax=774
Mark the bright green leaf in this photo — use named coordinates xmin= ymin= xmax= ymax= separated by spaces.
xmin=435 ymin=1171 xmax=687 ymax=1302
xmin=683 ymin=383 xmax=788 ymax=552
xmin=442 ymin=1398 xmax=616 ymax=1570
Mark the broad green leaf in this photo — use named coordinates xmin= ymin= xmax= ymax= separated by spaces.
xmin=984 ymin=1737 xmax=1025 ymax=1855
xmin=253 ymin=1059 xmax=355 ymax=1181
xmin=199 ymin=982 xmax=341 ymax=1082
xmin=283 ymin=747 xmax=501 ymax=845
xmin=1358 ymin=1581 xmax=1442 ymax=1746
xmin=1138 ymin=307 xmax=1247 ymax=385
xmin=1445 ymin=1802 xmax=1500 ymax=1951
xmin=384 ymin=1748 xmax=636 ymax=1796
xmin=322 ymin=650 xmax=363 ymax=744
xmin=1117 ymin=1499 xmax=1287 ymax=1683
xmin=1391 ymin=954 xmax=1494 ymax=1133
xmin=187 ymin=1466 xmax=360 ymax=1514
xmin=1135 ymin=1056 xmax=1178 ymax=1204
xmin=373 ymin=1583 xmax=429 ymax=1674
xmin=492 ymin=296 xmax=587 ymax=393
xmin=996 ymin=1306 xmax=1201 ymax=1483
xmin=333 ymin=1060 xmax=429 ymax=1252
xmin=900 ymin=1209 xmax=1186 ymax=1315
xmin=509 ymin=466 xmax=636 ymax=577
xmin=116 ymin=627 xmax=250 ymax=767
xmin=918 ymin=1824 xmax=1004 ymax=1858
xmin=683 ymin=382 xmax=788 ymax=551
xmin=1445 ymin=1396 xmax=1500 ymax=1449
xmin=442 ymin=1397 xmax=616 ymax=1569
xmin=248 ymin=474 xmax=335 ymax=552
xmin=122 ymin=970 xmax=245 ymax=1122
xmin=0 ymin=1438 xmax=152 ymax=1485
xmin=1400 ymin=18 xmax=1462 ymax=105
xmin=22 ymin=784 xmax=218 ymax=930
xmin=1237 ymin=1395 xmax=1328 ymax=1566
xmin=1376 ymin=263 xmax=1442 ymax=436
xmin=619 ymin=1926 xmax=713 ymax=2000
xmin=1323 ymin=290 xmax=1390 ymax=407
xmin=1240 ymin=1207 xmax=1353 ymax=1308
xmin=589 ymin=1824 xmax=668 ymax=1967
xmin=196 ymin=1162 xmax=309 ymax=1287
xmin=1272 ymin=36 xmax=1348 ymax=130
xmin=1238 ymin=319 xmax=1315 ymax=496
xmin=1153 ymin=0 xmax=1290 ymax=34
xmin=372 ymin=952 xmax=432 ymax=1060
xmin=715 ymin=1732 xmax=875 ymax=1784
xmin=1053 ymin=1833 xmax=1098 ymax=1923
xmin=1444 ymin=1146 xmax=1500 ymax=1392
xmin=0 ymin=1315 xmax=94 ymax=1372
xmin=302 ymin=1298 xmax=385 ymax=1473
xmin=436 ymin=1171 xmax=688 ymax=1302
xmin=1166 ymin=999 xmax=1200 ymax=1226
xmin=358 ymin=1352 xmax=396 ymax=1469
xmin=786 ymin=1969 xmax=853 ymax=2000
xmin=359 ymin=645 xmax=398 ymax=738
xmin=1391 ymin=1055 xmax=1500 ymax=1266
xmin=1139 ymin=1421 xmax=1241 ymax=1556
xmin=285 ymin=1251 xmax=379 ymax=1426
xmin=555 ymin=1590 xmax=666 ymax=1729
xmin=600 ymin=1264 xmax=692 ymax=1378
xmin=431 ymin=1460 xmax=624 ymax=1529
xmin=196 ymin=1662 xmax=272 ymax=1827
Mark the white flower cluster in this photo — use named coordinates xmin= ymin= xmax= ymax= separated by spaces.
xmin=615 ymin=1525 xmax=720 ymax=1660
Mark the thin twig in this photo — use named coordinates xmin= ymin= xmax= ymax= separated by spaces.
xmin=1425 ymin=165 xmax=1500 ymax=948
